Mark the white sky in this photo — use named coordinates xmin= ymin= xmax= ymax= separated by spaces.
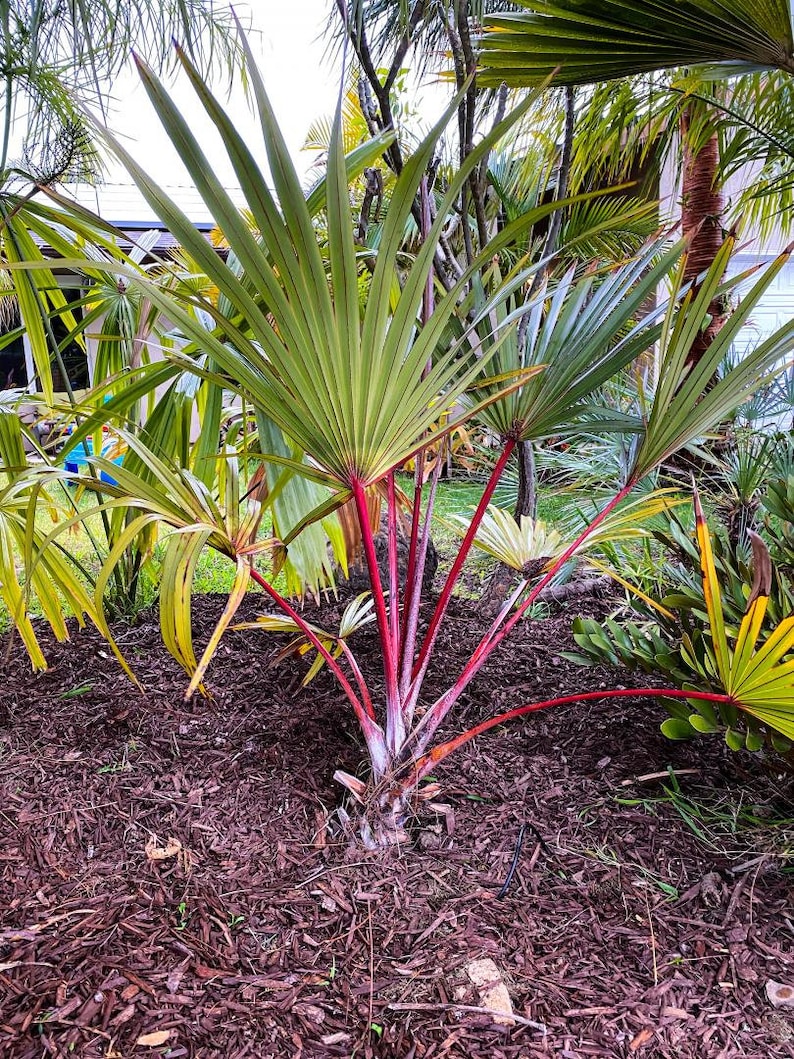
xmin=73 ymin=1 xmax=346 ymax=219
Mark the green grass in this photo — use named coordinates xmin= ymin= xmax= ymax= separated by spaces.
xmin=614 ymin=770 xmax=794 ymax=862
xmin=2 ymin=471 xmax=576 ymax=636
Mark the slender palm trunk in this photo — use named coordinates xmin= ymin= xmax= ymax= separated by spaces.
xmin=680 ymin=106 xmax=726 ymax=366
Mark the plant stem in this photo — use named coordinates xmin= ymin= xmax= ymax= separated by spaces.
xmin=337 ymin=639 xmax=375 ymax=723
xmin=410 ymin=687 xmax=734 ymax=782
xmin=351 ymin=479 xmax=402 ymax=753
xmin=411 ymin=483 xmax=634 ymax=754
xmin=399 ymin=453 xmax=443 ymax=705
xmin=407 ymin=438 xmax=516 ymax=707
xmin=387 ymin=470 xmax=399 ymax=655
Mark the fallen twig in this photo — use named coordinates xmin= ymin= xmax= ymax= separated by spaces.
xmin=387 ymin=1002 xmax=547 ymax=1033
xmin=619 ymin=768 xmax=700 ymax=787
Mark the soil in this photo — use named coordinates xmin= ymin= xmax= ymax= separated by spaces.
xmin=1 ymin=592 xmax=793 ymax=1058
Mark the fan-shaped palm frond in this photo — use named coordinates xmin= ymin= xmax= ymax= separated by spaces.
xmin=470 ymin=233 xmax=687 ymax=442
xmin=78 ymin=42 xmax=553 ymax=494
xmin=480 ymin=0 xmax=794 ymax=87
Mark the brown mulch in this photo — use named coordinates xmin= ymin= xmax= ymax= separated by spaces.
xmin=1 ymin=593 xmax=793 ymax=1059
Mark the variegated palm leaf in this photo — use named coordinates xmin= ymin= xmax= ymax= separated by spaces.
xmin=235 ymin=593 xmax=377 ymax=686
xmin=448 ymin=489 xmax=685 ymax=574
xmin=687 ymin=490 xmax=794 ymax=740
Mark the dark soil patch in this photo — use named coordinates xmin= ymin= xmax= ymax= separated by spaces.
xmin=1 ymin=594 xmax=793 ymax=1058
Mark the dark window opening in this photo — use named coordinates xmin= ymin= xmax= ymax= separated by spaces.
xmin=0 ymin=285 xmax=89 ymax=392
xmin=50 ymin=286 xmax=89 ymax=391
xmin=0 ymin=327 xmax=26 ymax=389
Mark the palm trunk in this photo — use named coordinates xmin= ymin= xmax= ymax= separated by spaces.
xmin=680 ymin=106 xmax=726 ymax=366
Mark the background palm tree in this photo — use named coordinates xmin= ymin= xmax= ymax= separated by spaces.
xmin=0 ymin=0 xmax=241 ymax=185
xmin=480 ymin=0 xmax=794 ymax=365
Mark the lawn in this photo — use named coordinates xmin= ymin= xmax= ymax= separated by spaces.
xmin=3 ymin=473 xmax=569 ymax=629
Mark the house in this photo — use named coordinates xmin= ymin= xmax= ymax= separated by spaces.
xmin=2 ymin=181 xmax=237 ymax=396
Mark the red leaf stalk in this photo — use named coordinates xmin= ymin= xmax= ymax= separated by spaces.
xmin=351 ymin=479 xmax=402 ymax=752
xmin=408 ymin=438 xmax=517 ymax=709
xmin=399 ymin=452 xmax=443 ymax=704
xmin=410 ymin=483 xmax=634 ymax=754
xmin=400 ymin=462 xmax=425 ymax=648
xmin=337 ymin=639 xmax=375 ymax=722
xmin=387 ymin=470 xmax=400 ymax=655
xmin=410 ymin=687 xmax=734 ymax=783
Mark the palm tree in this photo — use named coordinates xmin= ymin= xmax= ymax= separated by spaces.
xmin=22 ymin=38 xmax=790 ymax=844
xmin=0 ymin=0 xmax=240 ymax=184
xmin=479 ymin=0 xmax=794 ymax=363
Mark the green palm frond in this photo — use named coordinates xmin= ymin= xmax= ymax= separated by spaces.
xmin=0 ymin=406 xmax=131 ymax=672
xmin=480 ymin=0 xmax=794 ymax=87
xmin=630 ymin=237 xmax=794 ymax=481
xmin=471 ymin=233 xmax=687 ymax=441
xmin=448 ymin=505 xmax=565 ymax=571
xmin=559 ymin=196 xmax=660 ymax=260
xmin=76 ymin=41 xmax=558 ymax=493
xmin=450 ymin=489 xmax=683 ymax=572
xmin=40 ymin=429 xmax=274 ymax=693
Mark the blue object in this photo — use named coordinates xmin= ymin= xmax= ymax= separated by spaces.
xmin=63 ymin=440 xmax=124 ymax=486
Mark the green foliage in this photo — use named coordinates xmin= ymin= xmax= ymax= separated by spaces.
xmin=480 ymin=0 xmax=794 ymax=87
xmin=449 ymin=490 xmax=684 ymax=572
xmin=0 ymin=400 xmax=130 ymax=671
xmin=568 ymin=493 xmax=794 ymax=753
xmin=469 ymin=235 xmax=689 ymax=442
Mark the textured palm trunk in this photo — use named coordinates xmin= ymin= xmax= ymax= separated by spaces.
xmin=680 ymin=106 xmax=726 ymax=366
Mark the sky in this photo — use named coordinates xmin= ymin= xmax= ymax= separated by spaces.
xmin=74 ymin=1 xmax=346 ymax=220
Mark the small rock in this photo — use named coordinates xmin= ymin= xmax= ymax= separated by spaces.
xmin=465 ymin=958 xmax=514 ymax=1026
xmin=767 ymin=980 xmax=794 ymax=1009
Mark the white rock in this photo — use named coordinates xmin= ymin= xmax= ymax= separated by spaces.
xmin=465 ymin=958 xmax=515 ymax=1026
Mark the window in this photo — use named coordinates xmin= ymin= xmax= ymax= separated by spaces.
xmin=0 ymin=282 xmax=89 ymax=392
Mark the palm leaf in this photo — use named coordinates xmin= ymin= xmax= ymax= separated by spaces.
xmin=479 ymin=0 xmax=794 ymax=87
xmin=630 ymin=238 xmax=794 ymax=480
xmin=471 ymin=233 xmax=688 ymax=440
xmin=691 ymin=491 xmax=794 ymax=739
xmin=78 ymin=43 xmax=564 ymax=493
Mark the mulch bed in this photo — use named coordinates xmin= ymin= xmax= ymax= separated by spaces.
xmin=1 ymin=592 xmax=793 ymax=1058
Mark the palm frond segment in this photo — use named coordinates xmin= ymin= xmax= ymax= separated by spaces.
xmin=479 ymin=0 xmax=794 ymax=86
xmin=691 ymin=490 xmax=794 ymax=740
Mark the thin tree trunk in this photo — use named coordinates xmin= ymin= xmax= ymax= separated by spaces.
xmin=481 ymin=87 xmax=575 ymax=612
xmin=680 ymin=105 xmax=726 ymax=366
xmin=514 ymin=439 xmax=536 ymax=519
